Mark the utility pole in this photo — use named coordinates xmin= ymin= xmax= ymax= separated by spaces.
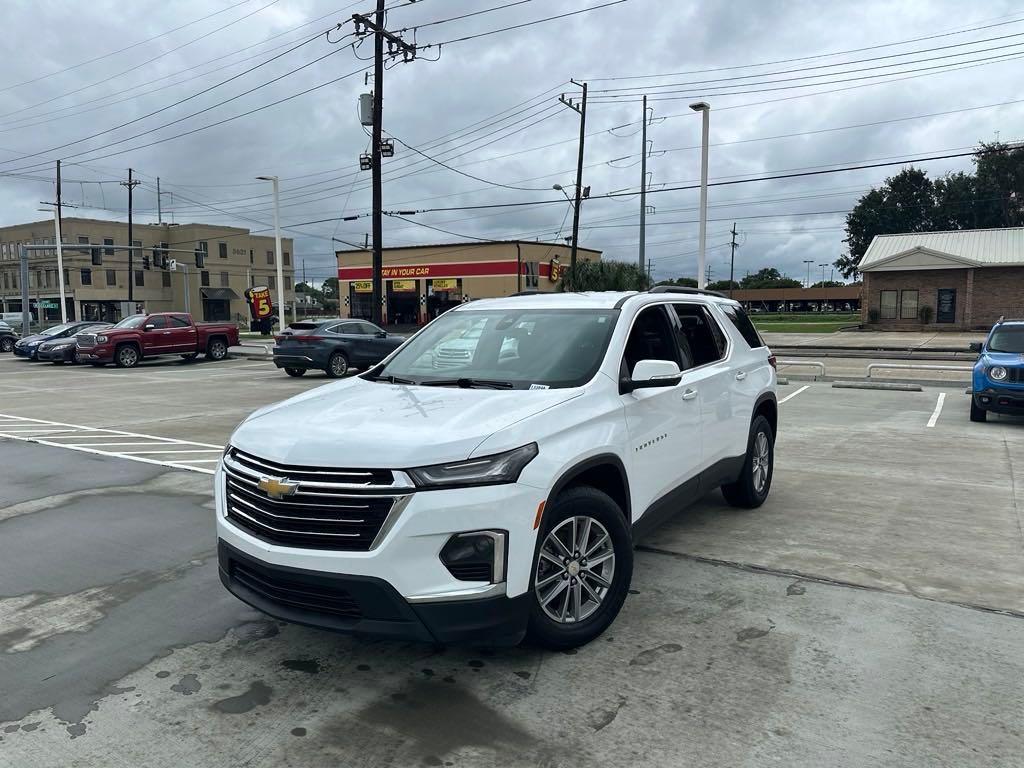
xmin=559 ymin=80 xmax=588 ymax=289
xmin=729 ymin=223 xmax=738 ymax=299
xmin=639 ymin=94 xmax=648 ymax=274
xmin=121 ymin=168 xmax=141 ymax=304
xmin=157 ymin=177 xmax=162 ymax=224
xmin=705 ymin=264 xmax=713 ymax=285
xmin=352 ymin=2 xmax=416 ymax=326
xmin=55 ymin=161 xmax=67 ymax=322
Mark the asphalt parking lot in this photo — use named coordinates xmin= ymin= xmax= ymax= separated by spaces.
xmin=1 ymin=354 xmax=1022 ymax=767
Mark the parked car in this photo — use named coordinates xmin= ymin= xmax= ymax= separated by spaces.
xmin=37 ymin=323 xmax=113 ymax=364
xmin=13 ymin=321 xmax=103 ymax=360
xmin=272 ymin=319 xmax=405 ymax=378
xmin=76 ymin=312 xmax=239 ymax=368
xmin=0 ymin=321 xmax=18 ymax=353
xmin=970 ymin=319 xmax=1024 ymax=422
xmin=217 ymin=287 xmax=778 ymax=649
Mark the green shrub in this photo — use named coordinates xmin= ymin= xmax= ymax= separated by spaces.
xmin=919 ymin=305 xmax=934 ymax=324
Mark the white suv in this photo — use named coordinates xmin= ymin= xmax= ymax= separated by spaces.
xmin=216 ymin=288 xmax=777 ymax=649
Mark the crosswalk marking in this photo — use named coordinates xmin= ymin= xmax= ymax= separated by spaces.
xmin=0 ymin=413 xmax=222 ymax=474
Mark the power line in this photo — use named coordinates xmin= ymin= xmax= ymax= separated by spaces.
xmin=398 ymin=0 xmax=538 ymax=30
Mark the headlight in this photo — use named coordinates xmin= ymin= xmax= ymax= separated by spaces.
xmin=407 ymin=443 xmax=538 ymax=489
xmin=989 ymin=366 xmax=1008 ymax=381
xmin=95 ymin=335 xmax=108 ymax=343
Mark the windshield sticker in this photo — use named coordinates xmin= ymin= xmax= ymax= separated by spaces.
xmin=529 ymin=384 xmax=550 ymax=390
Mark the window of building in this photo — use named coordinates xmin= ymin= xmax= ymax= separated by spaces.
xmin=106 ymin=269 xmax=116 ymax=287
xmin=63 ymin=268 xmax=70 ymax=287
xmin=268 ymin=274 xmax=276 ymax=290
xmin=81 ymin=268 xmax=92 ymax=286
xmin=162 ymin=271 xmax=171 ymax=288
xmin=1 ymin=244 xmax=6 ymax=259
xmin=880 ymin=290 xmax=898 ymax=320
xmin=220 ymin=271 xmax=229 ymax=287
xmin=284 ymin=276 xmax=292 ymax=290
xmin=44 ymin=270 xmax=52 ymax=289
xmin=283 ymin=251 xmax=290 ymax=266
xmin=78 ymin=235 xmax=89 ymax=254
xmin=900 ymin=289 xmax=919 ymax=320
xmin=200 ymin=270 xmax=210 ymax=287
xmin=266 ymin=250 xmax=274 ymax=265
xmin=135 ymin=270 xmax=144 ymax=287
xmin=34 ymin=270 xmax=42 ymax=288
xmin=219 ymin=242 xmax=228 ymax=259
xmin=2 ymin=272 xmax=7 ymax=289
xmin=104 ymin=237 xmax=114 ymax=256
xmin=249 ymin=249 xmax=254 ymax=264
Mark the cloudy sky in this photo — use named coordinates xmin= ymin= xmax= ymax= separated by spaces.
xmin=1 ymin=0 xmax=1022 ymax=286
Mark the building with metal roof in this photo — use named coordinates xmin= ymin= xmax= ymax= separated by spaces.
xmin=858 ymin=227 xmax=1024 ymax=330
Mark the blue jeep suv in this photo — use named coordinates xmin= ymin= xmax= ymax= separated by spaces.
xmin=971 ymin=319 xmax=1024 ymax=422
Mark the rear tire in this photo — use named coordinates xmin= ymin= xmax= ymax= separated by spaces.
xmin=970 ymin=399 xmax=988 ymax=423
xmin=71 ymin=349 xmax=80 ymax=364
xmin=115 ymin=344 xmax=140 ymax=368
xmin=325 ymin=352 xmax=349 ymax=378
xmin=721 ymin=414 xmax=774 ymax=509
xmin=525 ymin=486 xmax=632 ymax=650
xmin=284 ymin=367 xmax=306 ymax=377
xmin=205 ymin=339 xmax=228 ymax=361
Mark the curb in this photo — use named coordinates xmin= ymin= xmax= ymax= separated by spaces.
xmin=832 ymin=381 xmax=923 ymax=392
xmin=229 ymin=344 xmax=272 ymax=359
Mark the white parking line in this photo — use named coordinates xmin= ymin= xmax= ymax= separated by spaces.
xmin=0 ymin=413 xmax=222 ymax=474
xmin=779 ymin=385 xmax=810 ymax=404
xmin=927 ymin=392 xmax=947 ymax=428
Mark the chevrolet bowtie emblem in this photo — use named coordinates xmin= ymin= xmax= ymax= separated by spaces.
xmin=257 ymin=476 xmax=298 ymax=499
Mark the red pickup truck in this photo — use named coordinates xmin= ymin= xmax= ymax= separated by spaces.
xmin=76 ymin=312 xmax=239 ymax=368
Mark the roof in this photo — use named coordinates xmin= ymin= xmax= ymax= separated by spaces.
xmin=334 ymin=240 xmax=602 ymax=256
xmin=859 ymin=227 xmax=1024 ymax=271
xmin=457 ymin=290 xmax=736 ymax=312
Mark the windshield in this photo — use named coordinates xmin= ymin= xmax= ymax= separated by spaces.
xmin=374 ymin=308 xmax=619 ymax=389
xmin=113 ymin=315 xmax=147 ymax=329
xmin=988 ymin=326 xmax=1024 ymax=353
xmin=40 ymin=323 xmax=73 ymax=337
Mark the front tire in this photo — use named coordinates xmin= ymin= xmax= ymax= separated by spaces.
xmin=0 ymin=337 xmax=12 ymax=353
xmin=526 ymin=486 xmax=632 ymax=650
xmin=71 ymin=349 xmax=80 ymax=364
xmin=205 ymin=339 xmax=228 ymax=361
xmin=115 ymin=344 xmax=140 ymax=368
xmin=325 ymin=352 xmax=349 ymax=378
xmin=721 ymin=414 xmax=774 ymax=509
xmin=970 ymin=399 xmax=987 ymax=423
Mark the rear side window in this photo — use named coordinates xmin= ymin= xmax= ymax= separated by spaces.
xmin=169 ymin=315 xmax=191 ymax=327
xmin=722 ymin=305 xmax=765 ymax=349
xmin=672 ymin=304 xmax=727 ymax=368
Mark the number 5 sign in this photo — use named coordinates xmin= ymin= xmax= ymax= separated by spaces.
xmin=245 ymin=286 xmax=274 ymax=319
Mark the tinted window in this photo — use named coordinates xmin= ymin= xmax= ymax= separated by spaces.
xmin=623 ymin=305 xmax=678 ymax=374
xmin=672 ymin=304 xmax=726 ymax=367
xmin=722 ymin=305 xmax=765 ymax=349
xmin=146 ymin=316 xmax=167 ymax=329
xmin=988 ymin=326 xmax=1024 ymax=353
xmin=169 ymin=315 xmax=191 ymax=328
xmin=355 ymin=322 xmax=380 ymax=335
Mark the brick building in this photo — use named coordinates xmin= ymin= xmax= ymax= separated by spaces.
xmin=0 ymin=217 xmax=295 ymax=326
xmin=859 ymin=228 xmax=1024 ymax=330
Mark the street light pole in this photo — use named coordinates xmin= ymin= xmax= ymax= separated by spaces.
xmin=257 ymin=175 xmax=284 ymax=331
xmin=803 ymin=259 xmax=814 ymax=289
xmin=38 ymin=205 xmax=68 ymax=324
xmin=690 ymin=101 xmax=711 ymax=288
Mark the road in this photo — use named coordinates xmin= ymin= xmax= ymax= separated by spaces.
xmin=0 ymin=355 xmax=1022 ymax=766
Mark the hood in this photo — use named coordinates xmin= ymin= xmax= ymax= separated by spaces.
xmin=230 ymin=378 xmax=582 ymax=468
xmin=17 ymin=334 xmax=47 ymax=346
xmin=980 ymin=351 xmax=1024 ymax=366
xmin=37 ymin=337 xmax=74 ymax=349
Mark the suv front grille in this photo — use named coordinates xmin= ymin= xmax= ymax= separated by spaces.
xmin=77 ymin=334 xmax=97 ymax=347
xmin=230 ymin=561 xmax=362 ymax=619
xmin=1007 ymin=368 xmax=1024 ymax=384
xmin=222 ymin=448 xmax=411 ymax=551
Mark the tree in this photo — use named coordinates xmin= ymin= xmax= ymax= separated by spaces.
xmin=809 ymin=280 xmax=844 ymax=288
xmin=321 ymin=277 xmax=339 ymax=298
xmin=559 ymin=260 xmax=651 ymax=292
xmin=656 ymin=276 xmax=698 ymax=288
xmin=707 ymin=279 xmax=740 ymax=291
xmin=740 ymin=268 xmax=802 ymax=289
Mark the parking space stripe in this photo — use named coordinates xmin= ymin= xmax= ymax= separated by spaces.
xmin=117 ymin=449 xmax=223 ymax=455
xmin=779 ymin=385 xmax=810 ymax=404
xmin=927 ymin=392 xmax=947 ymax=428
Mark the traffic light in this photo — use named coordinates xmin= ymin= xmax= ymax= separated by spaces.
xmin=142 ymin=253 xmax=150 ymax=270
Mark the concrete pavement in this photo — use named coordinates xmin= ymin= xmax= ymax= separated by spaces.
xmin=763 ymin=330 xmax=986 ymax=350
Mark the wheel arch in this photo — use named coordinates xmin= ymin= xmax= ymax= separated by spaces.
xmin=545 ymin=453 xmax=631 ymax=524
xmin=753 ymin=391 xmax=778 ymax=442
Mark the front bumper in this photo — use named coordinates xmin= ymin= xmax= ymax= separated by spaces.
xmin=219 ymin=540 xmax=530 ymax=644
xmin=77 ymin=345 xmax=114 ymax=363
xmin=37 ymin=346 xmax=74 ymax=361
xmin=13 ymin=345 xmax=38 ymax=359
xmin=974 ymin=389 xmax=1024 ymax=414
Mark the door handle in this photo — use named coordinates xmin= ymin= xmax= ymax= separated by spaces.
xmin=735 ymin=371 xmax=747 ymax=381
xmin=681 ymin=389 xmax=698 ymax=401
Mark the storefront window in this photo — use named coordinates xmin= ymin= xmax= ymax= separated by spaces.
xmin=880 ymin=290 xmax=897 ymax=320
xmin=900 ymin=289 xmax=918 ymax=320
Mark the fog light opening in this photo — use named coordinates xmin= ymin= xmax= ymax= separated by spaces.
xmin=440 ymin=530 xmax=507 ymax=584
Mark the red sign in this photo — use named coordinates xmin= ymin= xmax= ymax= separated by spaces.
xmin=339 ymin=260 xmax=531 ymax=281
xmin=245 ymin=286 xmax=273 ymax=320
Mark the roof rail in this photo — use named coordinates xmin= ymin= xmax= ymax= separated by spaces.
xmin=648 ymin=286 xmax=728 ymax=298
xmin=509 ymin=290 xmax=546 ymax=297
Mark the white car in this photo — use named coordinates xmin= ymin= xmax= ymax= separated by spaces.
xmin=216 ymin=288 xmax=778 ymax=649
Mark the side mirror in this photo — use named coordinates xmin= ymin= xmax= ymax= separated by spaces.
xmin=376 ymin=330 xmax=387 ymax=338
xmin=621 ymin=359 xmax=682 ymax=394
xmin=969 ymin=342 xmax=983 ymax=353
xmin=144 ymin=324 xmax=155 ymax=331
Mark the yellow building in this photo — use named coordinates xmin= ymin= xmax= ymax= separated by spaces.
xmin=336 ymin=241 xmax=601 ymax=324
xmin=0 ymin=218 xmax=296 ymax=325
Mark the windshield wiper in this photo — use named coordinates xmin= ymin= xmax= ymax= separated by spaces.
xmin=368 ymin=373 xmax=417 ymax=385
xmin=420 ymin=378 xmax=514 ymax=389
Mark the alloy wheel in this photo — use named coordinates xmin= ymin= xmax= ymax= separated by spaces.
xmin=752 ymin=431 xmax=770 ymax=493
xmin=330 ymin=354 xmax=348 ymax=377
xmin=209 ymin=341 xmax=226 ymax=360
xmin=119 ymin=347 xmax=138 ymax=367
xmin=534 ymin=516 xmax=615 ymax=624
